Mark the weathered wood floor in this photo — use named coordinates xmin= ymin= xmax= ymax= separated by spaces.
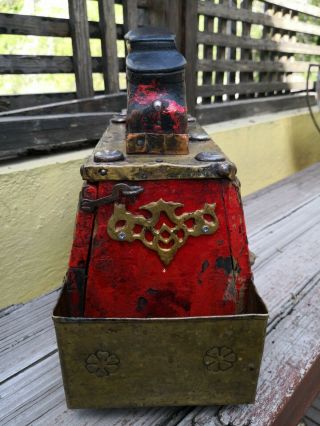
xmin=1 ymin=163 xmax=320 ymax=426
xmin=304 ymin=395 xmax=320 ymax=426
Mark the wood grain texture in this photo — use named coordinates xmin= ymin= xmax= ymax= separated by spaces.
xmin=183 ymin=0 xmax=198 ymax=114
xmin=196 ymin=93 xmax=316 ymax=124
xmin=0 ymin=112 xmax=113 ymax=160
xmin=0 ymin=55 xmax=125 ymax=75
xmin=201 ymin=14 xmax=214 ymax=104
xmin=198 ymin=31 xmax=320 ymax=56
xmin=0 ymin=92 xmax=126 ymax=116
xmin=123 ymin=0 xmax=138 ymax=34
xmin=68 ymin=0 xmax=94 ymax=98
xmin=239 ymin=0 xmax=254 ymax=98
xmin=99 ymin=0 xmax=120 ymax=93
xmin=0 ymin=12 xmax=123 ymax=38
xmin=264 ymin=0 xmax=320 ymax=18
xmin=198 ymin=1 xmax=320 ymax=36
xmin=198 ymin=59 xmax=311 ymax=73
xmin=197 ymin=81 xmax=306 ymax=97
xmin=214 ymin=0 xmax=228 ymax=103
xmin=1 ymin=164 xmax=320 ymax=424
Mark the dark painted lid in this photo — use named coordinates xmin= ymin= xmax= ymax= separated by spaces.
xmin=125 ymin=27 xmax=186 ymax=73
xmin=125 ymin=27 xmax=175 ymax=43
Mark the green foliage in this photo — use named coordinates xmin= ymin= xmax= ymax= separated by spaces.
xmin=0 ymin=0 xmax=24 ymax=13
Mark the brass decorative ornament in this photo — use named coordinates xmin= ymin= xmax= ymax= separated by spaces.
xmin=203 ymin=346 xmax=237 ymax=372
xmin=85 ymin=350 xmax=120 ymax=377
xmin=107 ymin=199 xmax=219 ymax=265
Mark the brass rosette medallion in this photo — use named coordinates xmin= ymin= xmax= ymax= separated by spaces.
xmin=107 ymin=199 xmax=219 ymax=265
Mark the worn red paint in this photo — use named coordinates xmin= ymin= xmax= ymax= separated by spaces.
xmin=74 ymin=179 xmax=253 ymax=318
xmin=66 ymin=183 xmax=97 ymax=316
xmin=127 ymin=80 xmax=187 ymax=134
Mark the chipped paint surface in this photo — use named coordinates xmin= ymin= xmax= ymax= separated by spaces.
xmin=80 ymin=179 xmax=252 ymax=317
xmin=127 ymin=79 xmax=187 ymax=135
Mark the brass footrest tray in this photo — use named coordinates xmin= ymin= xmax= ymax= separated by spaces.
xmin=53 ymin=281 xmax=268 ymax=409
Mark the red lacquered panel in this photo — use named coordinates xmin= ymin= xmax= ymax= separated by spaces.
xmin=84 ymin=179 xmax=251 ymax=318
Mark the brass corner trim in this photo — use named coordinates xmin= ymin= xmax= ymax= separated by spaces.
xmin=126 ymin=133 xmax=189 ymax=155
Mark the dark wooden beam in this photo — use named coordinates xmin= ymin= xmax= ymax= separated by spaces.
xmin=196 ymin=92 xmax=316 ymax=124
xmin=0 ymin=93 xmax=126 ymax=116
xmin=0 ymin=113 xmax=114 ymax=160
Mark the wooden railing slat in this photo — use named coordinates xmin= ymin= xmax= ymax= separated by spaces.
xmin=198 ymin=1 xmax=320 ymax=37
xmin=0 ymin=55 xmax=126 ymax=74
xmin=0 ymin=0 xmax=319 ymax=123
xmin=0 ymin=93 xmax=127 ymax=116
xmin=196 ymin=93 xmax=316 ymax=124
xmin=213 ymin=0 xmax=228 ymax=103
xmin=0 ymin=13 xmax=70 ymax=37
xmin=240 ymin=0 xmax=254 ymax=98
xmin=123 ymin=0 xmax=138 ymax=34
xmin=198 ymin=31 xmax=320 ymax=56
xmin=263 ymin=0 xmax=320 ymax=18
xmin=0 ymin=13 xmax=124 ymax=38
xmin=183 ymin=0 xmax=198 ymax=114
xmin=197 ymin=81 xmax=306 ymax=97
xmin=99 ymin=0 xmax=120 ymax=93
xmin=68 ymin=0 xmax=94 ymax=98
xmin=202 ymin=14 xmax=214 ymax=104
xmin=198 ymin=59 xmax=311 ymax=73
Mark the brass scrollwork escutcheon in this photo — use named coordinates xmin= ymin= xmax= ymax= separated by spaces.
xmin=107 ymin=199 xmax=219 ymax=265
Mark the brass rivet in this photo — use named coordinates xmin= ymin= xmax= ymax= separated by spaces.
xmin=190 ymin=132 xmax=210 ymax=141
xmin=111 ymin=115 xmax=126 ymax=123
xmin=118 ymin=231 xmax=126 ymax=240
xmin=195 ymin=151 xmax=225 ymax=162
xmin=202 ymin=225 xmax=209 ymax=233
xmin=94 ymin=150 xmax=124 ymax=163
xmin=136 ymin=138 xmax=145 ymax=147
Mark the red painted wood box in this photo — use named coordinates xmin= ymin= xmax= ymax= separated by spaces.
xmin=53 ymin=27 xmax=268 ymax=408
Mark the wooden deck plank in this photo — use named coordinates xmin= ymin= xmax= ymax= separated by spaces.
xmin=305 ymin=407 xmax=320 ymax=425
xmin=0 ymin=291 xmax=58 ymax=383
xmin=0 ymin=352 xmax=191 ymax=426
xmin=243 ymin=162 xmax=320 ymax=236
xmin=0 ymin=163 xmax=320 ymax=425
xmin=190 ymin=281 xmax=320 ymax=426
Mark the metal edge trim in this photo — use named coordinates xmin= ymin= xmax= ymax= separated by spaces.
xmin=52 ymin=280 xmax=268 ymax=323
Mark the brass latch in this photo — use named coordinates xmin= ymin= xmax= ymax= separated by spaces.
xmin=80 ymin=183 xmax=144 ymax=213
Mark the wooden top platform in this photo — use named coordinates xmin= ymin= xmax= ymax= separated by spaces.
xmin=1 ymin=163 xmax=320 ymax=426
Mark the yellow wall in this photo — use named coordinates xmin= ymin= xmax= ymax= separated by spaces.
xmin=0 ymin=151 xmax=90 ymax=310
xmin=206 ymin=108 xmax=320 ymax=196
xmin=1 ymin=108 xmax=319 ymax=309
